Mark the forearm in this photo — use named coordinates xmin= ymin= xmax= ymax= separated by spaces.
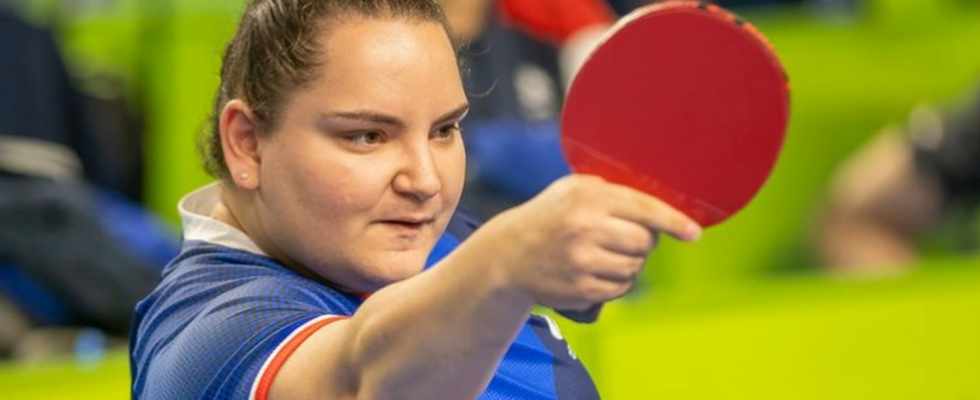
xmin=344 ymin=225 xmax=534 ymax=399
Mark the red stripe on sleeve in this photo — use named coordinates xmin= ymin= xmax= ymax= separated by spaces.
xmin=253 ymin=315 xmax=350 ymax=400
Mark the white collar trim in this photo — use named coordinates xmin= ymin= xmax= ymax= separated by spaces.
xmin=178 ymin=182 xmax=269 ymax=257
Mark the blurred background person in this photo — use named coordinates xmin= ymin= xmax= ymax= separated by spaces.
xmin=0 ymin=6 xmax=176 ymax=363
xmin=816 ymin=84 xmax=980 ymax=274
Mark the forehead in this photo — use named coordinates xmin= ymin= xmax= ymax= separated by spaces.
xmin=295 ymin=18 xmax=465 ymax=116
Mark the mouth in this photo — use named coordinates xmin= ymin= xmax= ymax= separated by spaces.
xmin=376 ymin=216 xmax=437 ymax=237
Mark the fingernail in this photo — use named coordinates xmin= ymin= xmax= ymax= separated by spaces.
xmin=686 ymin=225 xmax=702 ymax=241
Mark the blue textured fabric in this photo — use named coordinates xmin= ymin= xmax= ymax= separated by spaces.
xmin=96 ymin=189 xmax=180 ymax=270
xmin=131 ymin=217 xmax=599 ymax=399
xmin=465 ymin=119 xmax=571 ymax=203
xmin=0 ymin=262 xmax=72 ymax=325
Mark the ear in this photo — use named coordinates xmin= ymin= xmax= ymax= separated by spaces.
xmin=219 ymin=99 xmax=262 ymax=190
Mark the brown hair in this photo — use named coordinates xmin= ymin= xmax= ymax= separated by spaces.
xmin=202 ymin=0 xmax=455 ymax=178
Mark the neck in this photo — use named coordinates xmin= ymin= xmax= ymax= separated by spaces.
xmin=210 ymin=185 xmax=247 ymax=234
xmin=210 ymin=183 xmax=356 ymax=292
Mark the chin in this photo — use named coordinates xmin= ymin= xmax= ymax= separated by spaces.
xmin=355 ymin=249 xmax=430 ymax=291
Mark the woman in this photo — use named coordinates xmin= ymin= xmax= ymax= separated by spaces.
xmin=129 ymin=1 xmax=702 ymax=399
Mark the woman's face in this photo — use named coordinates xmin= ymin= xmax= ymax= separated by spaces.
xmin=254 ymin=19 xmax=468 ymax=292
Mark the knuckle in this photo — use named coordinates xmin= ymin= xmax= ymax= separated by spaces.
xmin=567 ymin=247 xmax=595 ymax=269
xmin=582 ymin=287 xmax=608 ymax=303
xmin=630 ymin=258 xmax=647 ymax=275
xmin=627 ymin=186 xmax=651 ymax=206
xmin=573 ymin=278 xmax=599 ymax=301
xmin=633 ymin=228 xmax=656 ymax=251
xmin=568 ymin=181 xmax=592 ymax=200
xmin=546 ymin=176 xmax=578 ymax=200
xmin=575 ymin=174 xmax=604 ymax=185
xmin=613 ymin=283 xmax=634 ymax=299
xmin=563 ymin=215 xmax=595 ymax=240
xmin=565 ymin=175 xmax=605 ymax=199
xmin=558 ymin=187 xmax=587 ymax=210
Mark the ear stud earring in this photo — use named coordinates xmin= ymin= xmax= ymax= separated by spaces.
xmin=238 ymin=171 xmax=249 ymax=181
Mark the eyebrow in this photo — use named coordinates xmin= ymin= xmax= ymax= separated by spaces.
xmin=319 ymin=103 xmax=470 ymax=130
xmin=433 ymin=104 xmax=471 ymax=127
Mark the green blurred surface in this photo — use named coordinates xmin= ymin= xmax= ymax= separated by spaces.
xmin=560 ymin=259 xmax=980 ymax=399
xmin=0 ymin=352 xmax=129 ymax=399
xmin=2 ymin=0 xmax=979 ymax=398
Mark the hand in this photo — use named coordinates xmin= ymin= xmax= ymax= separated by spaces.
xmin=483 ymin=174 xmax=701 ymax=311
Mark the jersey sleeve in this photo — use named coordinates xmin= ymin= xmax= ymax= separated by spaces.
xmin=133 ymin=277 xmax=352 ymax=400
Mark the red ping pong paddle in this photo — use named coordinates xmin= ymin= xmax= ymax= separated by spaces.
xmin=556 ymin=1 xmax=791 ymax=323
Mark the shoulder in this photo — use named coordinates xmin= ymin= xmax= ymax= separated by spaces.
xmin=161 ymin=241 xmax=357 ymax=305
xmin=135 ymin=242 xmax=359 ymax=336
xmin=130 ymin=242 xmax=357 ymax=400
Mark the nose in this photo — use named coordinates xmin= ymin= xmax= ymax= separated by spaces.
xmin=392 ymin=141 xmax=442 ymax=202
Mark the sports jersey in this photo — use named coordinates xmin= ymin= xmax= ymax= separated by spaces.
xmin=130 ymin=183 xmax=600 ymax=400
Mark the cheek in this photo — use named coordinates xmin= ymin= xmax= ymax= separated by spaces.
xmin=430 ymin=143 xmax=466 ymax=223
xmin=263 ymin=133 xmax=391 ymax=224
xmin=443 ymin=145 xmax=466 ymax=200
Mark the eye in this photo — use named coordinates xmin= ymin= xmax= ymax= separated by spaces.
xmin=347 ymin=131 xmax=386 ymax=146
xmin=432 ymin=124 xmax=461 ymax=140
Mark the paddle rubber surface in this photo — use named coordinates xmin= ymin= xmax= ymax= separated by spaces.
xmin=560 ymin=1 xmax=790 ymax=228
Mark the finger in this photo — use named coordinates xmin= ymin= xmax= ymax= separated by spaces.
xmin=606 ymin=183 xmax=703 ymax=242
xmin=585 ymin=250 xmax=647 ymax=283
xmin=594 ymin=217 xmax=660 ymax=257
xmin=579 ymin=276 xmax=635 ymax=304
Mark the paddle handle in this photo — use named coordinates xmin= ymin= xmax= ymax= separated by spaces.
xmin=557 ymin=303 xmax=603 ymax=323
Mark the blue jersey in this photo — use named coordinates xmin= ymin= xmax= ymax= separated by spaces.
xmin=130 ymin=185 xmax=600 ymax=400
